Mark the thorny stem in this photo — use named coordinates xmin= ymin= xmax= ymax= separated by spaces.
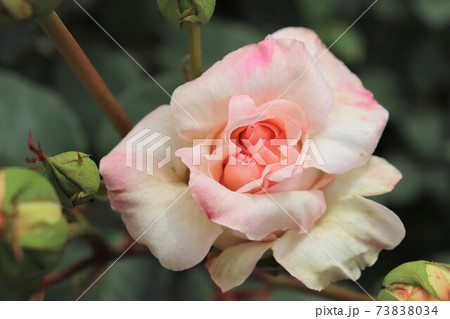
xmin=36 ymin=12 xmax=133 ymax=137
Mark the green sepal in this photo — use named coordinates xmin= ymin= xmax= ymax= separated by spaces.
xmin=44 ymin=151 xmax=100 ymax=209
xmin=157 ymin=0 xmax=216 ymax=29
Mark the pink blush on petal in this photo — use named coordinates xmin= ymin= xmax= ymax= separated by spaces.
xmin=242 ymin=38 xmax=275 ymax=74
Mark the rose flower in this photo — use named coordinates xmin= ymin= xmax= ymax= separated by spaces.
xmin=100 ymin=27 xmax=405 ymax=291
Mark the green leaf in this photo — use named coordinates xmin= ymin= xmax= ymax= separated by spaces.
xmin=94 ymin=74 xmax=180 ymax=156
xmin=81 ymin=257 xmax=214 ymax=301
xmin=315 ymin=22 xmax=366 ymax=64
xmin=400 ymin=110 xmax=445 ymax=159
xmin=295 ymin=0 xmax=339 ymax=23
xmin=412 ymin=0 xmax=450 ymax=30
xmin=380 ymin=153 xmax=426 ymax=205
xmin=0 ymin=69 xmax=87 ymax=166
xmin=359 ymin=69 xmax=403 ymax=122
xmin=52 ymin=44 xmax=142 ymax=142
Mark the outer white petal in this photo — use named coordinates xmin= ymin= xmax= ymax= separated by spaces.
xmin=324 ymin=156 xmax=402 ymax=201
xmin=273 ymin=196 xmax=405 ymax=290
xmin=207 ymin=241 xmax=273 ymax=292
xmin=119 ymin=182 xmax=223 ymax=270
xmin=100 ymin=105 xmax=223 ymax=270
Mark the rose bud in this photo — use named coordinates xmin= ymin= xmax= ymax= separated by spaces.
xmin=43 ymin=152 xmax=100 ymax=209
xmin=157 ymin=0 xmax=215 ymax=29
xmin=0 ymin=167 xmax=68 ymax=289
xmin=0 ymin=0 xmax=60 ymax=25
xmin=378 ymin=260 xmax=450 ymax=301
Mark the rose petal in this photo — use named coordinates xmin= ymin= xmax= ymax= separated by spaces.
xmin=171 ymin=36 xmax=333 ymax=140
xmin=306 ymin=105 xmax=388 ymax=173
xmin=324 ymin=156 xmax=402 ymax=201
xmin=176 ymin=150 xmax=326 ymax=240
xmin=273 ymin=196 xmax=405 ymax=290
xmin=273 ymin=27 xmax=388 ymax=173
xmin=100 ymin=105 xmax=189 ymax=189
xmin=119 ymin=182 xmax=223 ymax=270
xmin=100 ymin=105 xmax=223 ymax=270
xmin=207 ymin=241 xmax=273 ymax=292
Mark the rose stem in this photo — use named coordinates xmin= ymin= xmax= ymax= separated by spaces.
xmin=270 ymin=274 xmax=373 ymax=301
xmin=187 ymin=26 xmax=203 ymax=79
xmin=36 ymin=11 xmax=133 ymax=137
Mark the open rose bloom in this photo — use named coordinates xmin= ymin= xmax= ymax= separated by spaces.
xmin=100 ymin=28 xmax=405 ymax=292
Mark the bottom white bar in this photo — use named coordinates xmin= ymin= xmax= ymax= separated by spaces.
xmin=1 ymin=301 xmax=449 ymax=319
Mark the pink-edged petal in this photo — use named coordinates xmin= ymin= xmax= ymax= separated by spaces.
xmin=119 ymin=182 xmax=223 ymax=270
xmin=100 ymin=105 xmax=223 ymax=270
xmin=267 ymin=167 xmax=324 ymax=193
xmin=306 ymin=104 xmax=388 ymax=174
xmin=324 ymin=156 xmax=402 ymax=201
xmin=273 ymin=196 xmax=405 ymax=290
xmin=273 ymin=27 xmax=389 ymax=173
xmin=171 ymin=36 xmax=333 ymax=140
xmin=100 ymin=105 xmax=189 ymax=188
xmin=207 ymin=241 xmax=273 ymax=292
xmin=176 ymin=152 xmax=326 ymax=240
xmin=272 ymin=27 xmax=323 ymax=57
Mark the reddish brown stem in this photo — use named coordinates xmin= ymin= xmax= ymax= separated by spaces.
xmin=36 ymin=12 xmax=133 ymax=137
xmin=255 ymin=271 xmax=373 ymax=301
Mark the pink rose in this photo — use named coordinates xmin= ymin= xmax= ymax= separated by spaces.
xmin=100 ymin=27 xmax=405 ymax=291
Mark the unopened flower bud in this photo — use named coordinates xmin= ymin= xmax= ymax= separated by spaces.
xmin=157 ymin=0 xmax=215 ymax=29
xmin=378 ymin=260 xmax=450 ymax=301
xmin=0 ymin=0 xmax=60 ymax=25
xmin=0 ymin=167 xmax=68 ymax=289
xmin=44 ymin=152 xmax=100 ymax=209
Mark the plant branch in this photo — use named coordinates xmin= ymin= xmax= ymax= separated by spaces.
xmin=41 ymin=241 xmax=149 ymax=291
xmin=36 ymin=11 xmax=133 ymax=137
xmin=187 ymin=26 xmax=203 ymax=79
xmin=256 ymin=271 xmax=373 ymax=301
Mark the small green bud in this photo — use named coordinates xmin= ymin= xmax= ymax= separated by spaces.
xmin=44 ymin=152 xmax=101 ymax=209
xmin=0 ymin=167 xmax=68 ymax=290
xmin=157 ymin=0 xmax=215 ymax=29
xmin=378 ymin=260 xmax=450 ymax=301
xmin=0 ymin=0 xmax=60 ymax=25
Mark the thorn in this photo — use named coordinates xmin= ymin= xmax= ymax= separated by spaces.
xmin=25 ymin=156 xmax=40 ymax=164
xmin=27 ymin=132 xmax=46 ymax=164
xmin=28 ymin=132 xmax=39 ymax=154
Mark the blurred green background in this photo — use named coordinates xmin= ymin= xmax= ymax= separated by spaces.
xmin=0 ymin=0 xmax=449 ymax=300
